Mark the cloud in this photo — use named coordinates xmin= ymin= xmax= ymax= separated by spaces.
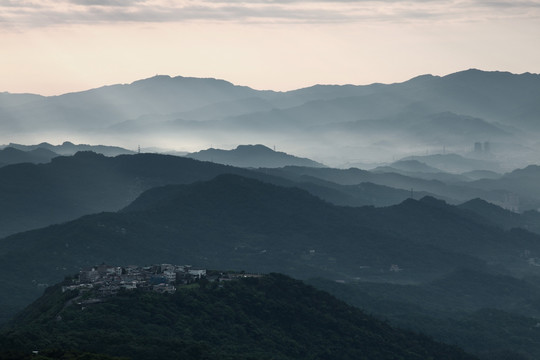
xmin=1 ymin=0 xmax=540 ymax=29
xmin=68 ymin=0 xmax=147 ymax=6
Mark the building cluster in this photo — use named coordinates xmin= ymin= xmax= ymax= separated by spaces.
xmin=62 ymin=264 xmax=263 ymax=300
xmin=62 ymin=263 xmax=208 ymax=297
xmin=473 ymin=141 xmax=491 ymax=154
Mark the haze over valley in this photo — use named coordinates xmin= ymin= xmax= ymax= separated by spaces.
xmin=2 ymin=69 xmax=540 ymax=359
xmin=2 ymin=0 xmax=540 ymax=356
xmin=2 ymin=69 xmax=540 ymax=170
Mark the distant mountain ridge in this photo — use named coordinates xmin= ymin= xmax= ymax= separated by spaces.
xmin=261 ymin=164 xmax=540 ymax=211
xmin=401 ymin=153 xmax=502 ymax=173
xmin=0 ymin=273 xmax=476 ymax=360
xmin=2 ymin=173 xmax=540 ymax=324
xmin=2 ymin=69 xmax=540 ymax=168
xmin=0 ymin=151 xmax=396 ymax=238
xmin=186 ymin=144 xmax=325 ymax=168
xmin=0 ymin=147 xmax=58 ymax=167
xmin=458 ymin=198 xmax=540 ymax=234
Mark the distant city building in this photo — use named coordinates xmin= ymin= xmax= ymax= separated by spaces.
xmin=474 ymin=141 xmax=491 ymax=154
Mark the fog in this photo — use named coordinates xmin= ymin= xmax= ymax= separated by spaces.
xmin=2 ymin=69 xmax=540 ymax=170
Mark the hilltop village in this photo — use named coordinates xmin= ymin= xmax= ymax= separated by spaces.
xmin=62 ymin=264 xmax=261 ymax=299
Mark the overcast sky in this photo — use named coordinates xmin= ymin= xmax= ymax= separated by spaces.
xmin=1 ymin=0 xmax=539 ymax=95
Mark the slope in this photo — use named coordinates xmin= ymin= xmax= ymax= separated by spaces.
xmin=0 ymin=147 xmax=58 ymax=167
xmin=8 ymin=141 xmax=135 ymax=157
xmin=2 ymin=69 xmax=540 ymax=169
xmin=0 ymin=151 xmax=258 ymax=237
xmin=458 ymin=198 xmax=540 ymax=234
xmin=0 ymin=150 xmax=479 ymax=239
xmin=186 ymin=144 xmax=325 ymax=168
xmin=0 ymin=273 xmax=476 ymax=360
xmin=263 ymin=165 xmax=516 ymax=206
xmin=309 ymin=270 xmax=540 ymax=360
xmin=3 ymin=174 xmax=540 ymax=324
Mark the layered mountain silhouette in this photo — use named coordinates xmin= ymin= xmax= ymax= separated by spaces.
xmin=458 ymin=198 xmax=540 ymax=234
xmin=0 ymin=274 xmax=475 ymax=360
xmin=2 ymin=149 xmax=540 ymax=243
xmin=0 ymin=151 xmax=456 ymax=239
xmin=6 ymin=141 xmax=135 ymax=156
xmin=262 ymin=165 xmax=540 ymax=211
xmin=401 ymin=153 xmax=502 ymax=174
xmin=1 ymin=69 xmax=540 ymax=360
xmin=310 ymin=269 xmax=540 ymax=359
xmin=2 ymin=69 xmax=540 ymax=168
xmin=2 ymin=174 xmax=540 ymax=325
xmin=186 ymin=144 xmax=325 ymax=168
xmin=0 ymin=147 xmax=58 ymax=167
xmin=0 ymin=151 xmax=257 ymax=238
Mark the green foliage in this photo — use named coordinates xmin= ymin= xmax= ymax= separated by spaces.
xmin=308 ymin=274 xmax=540 ymax=360
xmin=0 ymin=274 xmax=476 ymax=360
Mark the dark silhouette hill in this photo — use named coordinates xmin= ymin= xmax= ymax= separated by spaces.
xmin=309 ymin=270 xmax=540 ymax=360
xmin=470 ymin=165 xmax=540 ymax=197
xmin=371 ymin=160 xmax=471 ymax=182
xmin=0 ymin=151 xmax=257 ymax=237
xmin=2 ymin=174 xmax=540 ymax=324
xmin=461 ymin=169 xmax=502 ymax=180
xmin=0 ymin=147 xmax=58 ymax=167
xmin=465 ymin=165 xmax=540 ymax=210
xmin=458 ymin=198 xmax=540 ymax=234
xmin=262 ymin=165 xmax=527 ymax=208
xmin=0 ymin=274 xmax=476 ymax=360
xmin=187 ymin=144 xmax=325 ymax=168
xmin=401 ymin=153 xmax=502 ymax=173
xmin=384 ymin=159 xmax=443 ymax=173
xmin=3 ymin=149 xmax=509 ymax=241
xmin=0 ymin=151 xmax=451 ymax=239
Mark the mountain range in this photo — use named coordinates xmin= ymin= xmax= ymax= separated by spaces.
xmin=186 ymin=144 xmax=325 ymax=168
xmin=0 ymin=149 xmax=447 ymax=239
xmin=3 ymin=68 xmax=540 ymax=358
xmin=2 ymin=69 xmax=540 ymax=168
xmin=4 ymin=141 xmax=135 ymax=156
xmin=0 ymin=141 xmax=136 ymax=168
xmin=1 ymin=149 xmax=540 ymax=242
xmin=0 ymin=148 xmax=540 ymax=357
xmin=0 ymin=147 xmax=58 ymax=167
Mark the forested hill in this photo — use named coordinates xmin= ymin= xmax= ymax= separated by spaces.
xmin=0 ymin=273 xmax=477 ymax=360
xmin=0 ymin=150 xmax=439 ymax=239
xmin=4 ymin=173 xmax=540 ymax=325
xmin=186 ymin=144 xmax=326 ymax=168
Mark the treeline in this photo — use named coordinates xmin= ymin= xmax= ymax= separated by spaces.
xmin=1 ymin=274 xmax=476 ymax=360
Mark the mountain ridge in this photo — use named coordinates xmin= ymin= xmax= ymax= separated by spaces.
xmin=2 ymin=173 xmax=540 ymax=324
xmin=186 ymin=144 xmax=325 ymax=168
xmin=2 ymin=68 xmax=540 ymax=168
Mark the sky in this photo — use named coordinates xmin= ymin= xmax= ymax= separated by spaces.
xmin=1 ymin=0 xmax=540 ymax=96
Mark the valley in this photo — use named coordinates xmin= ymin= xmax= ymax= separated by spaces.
xmin=2 ymin=69 xmax=540 ymax=359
